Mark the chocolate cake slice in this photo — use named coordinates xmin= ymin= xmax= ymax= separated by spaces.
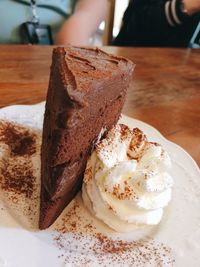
xmin=39 ymin=46 xmax=134 ymax=229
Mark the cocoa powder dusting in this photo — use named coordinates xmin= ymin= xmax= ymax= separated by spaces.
xmin=111 ymin=183 xmax=136 ymax=200
xmin=1 ymin=160 xmax=35 ymax=198
xmin=0 ymin=121 xmax=37 ymax=156
xmin=53 ymin=198 xmax=175 ymax=266
xmin=0 ymin=120 xmax=39 ymax=207
xmin=83 ymin=166 xmax=92 ymax=184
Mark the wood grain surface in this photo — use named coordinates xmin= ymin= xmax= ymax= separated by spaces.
xmin=0 ymin=45 xmax=199 ymax=166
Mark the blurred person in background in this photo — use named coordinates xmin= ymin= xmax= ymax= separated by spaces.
xmin=0 ymin=0 xmax=107 ymax=45
xmin=113 ymin=0 xmax=200 ymax=48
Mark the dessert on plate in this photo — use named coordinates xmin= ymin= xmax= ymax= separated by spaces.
xmin=39 ymin=46 xmax=134 ymax=229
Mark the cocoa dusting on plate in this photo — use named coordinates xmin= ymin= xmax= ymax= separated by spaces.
xmin=53 ymin=199 xmax=175 ymax=267
xmin=0 ymin=121 xmax=37 ymax=199
xmin=1 ymin=159 xmax=35 ymax=199
xmin=0 ymin=121 xmax=36 ymax=156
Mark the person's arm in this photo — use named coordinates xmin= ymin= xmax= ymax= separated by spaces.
xmin=55 ymin=0 xmax=107 ymax=45
xmin=163 ymin=0 xmax=200 ymax=27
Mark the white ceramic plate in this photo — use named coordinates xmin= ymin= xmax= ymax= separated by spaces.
xmin=0 ymin=102 xmax=200 ymax=267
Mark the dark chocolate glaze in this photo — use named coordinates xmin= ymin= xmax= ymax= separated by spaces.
xmin=39 ymin=46 xmax=134 ymax=229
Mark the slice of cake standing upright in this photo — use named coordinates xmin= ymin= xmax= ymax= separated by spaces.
xmin=39 ymin=46 xmax=134 ymax=229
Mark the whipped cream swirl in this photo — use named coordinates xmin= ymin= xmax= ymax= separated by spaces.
xmin=82 ymin=124 xmax=173 ymax=232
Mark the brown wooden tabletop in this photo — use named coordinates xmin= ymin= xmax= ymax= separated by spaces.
xmin=0 ymin=45 xmax=199 ymax=167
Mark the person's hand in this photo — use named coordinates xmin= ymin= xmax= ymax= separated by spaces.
xmin=183 ymin=0 xmax=200 ymax=15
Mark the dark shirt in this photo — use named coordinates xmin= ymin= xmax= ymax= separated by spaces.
xmin=113 ymin=0 xmax=200 ymax=47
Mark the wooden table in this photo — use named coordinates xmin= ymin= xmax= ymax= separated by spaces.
xmin=0 ymin=45 xmax=200 ymax=166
